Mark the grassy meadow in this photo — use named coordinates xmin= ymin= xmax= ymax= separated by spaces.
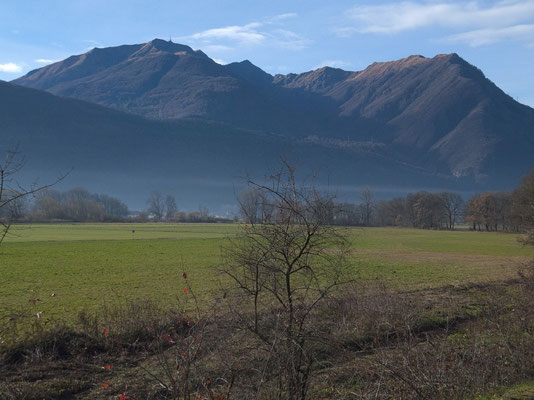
xmin=1 ymin=223 xmax=533 ymax=325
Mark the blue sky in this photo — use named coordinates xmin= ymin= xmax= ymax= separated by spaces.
xmin=1 ymin=0 xmax=533 ymax=106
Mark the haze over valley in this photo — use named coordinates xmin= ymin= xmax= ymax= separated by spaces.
xmin=2 ymin=39 xmax=534 ymax=211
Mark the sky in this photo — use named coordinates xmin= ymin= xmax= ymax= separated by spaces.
xmin=1 ymin=0 xmax=533 ymax=107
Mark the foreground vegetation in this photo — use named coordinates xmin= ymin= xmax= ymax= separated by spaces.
xmin=1 ymin=221 xmax=534 ymax=399
xmin=2 ymin=268 xmax=534 ymax=399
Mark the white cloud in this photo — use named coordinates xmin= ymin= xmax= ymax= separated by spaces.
xmin=314 ymin=60 xmax=352 ymax=69
xmin=447 ymin=24 xmax=534 ymax=46
xmin=202 ymin=44 xmax=234 ymax=53
xmin=268 ymin=13 xmax=298 ymax=22
xmin=212 ymin=58 xmax=228 ymax=65
xmin=341 ymin=0 xmax=534 ymax=34
xmin=271 ymin=29 xmax=311 ymax=50
xmin=183 ymin=16 xmax=310 ymax=51
xmin=336 ymin=0 xmax=534 ymax=47
xmin=35 ymin=58 xmax=56 ymax=64
xmin=0 ymin=62 xmax=22 ymax=73
xmin=189 ymin=23 xmax=266 ymax=45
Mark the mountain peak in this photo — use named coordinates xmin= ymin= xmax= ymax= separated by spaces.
xmin=313 ymin=65 xmax=352 ymax=75
xmin=434 ymin=52 xmax=460 ymax=60
xmin=131 ymin=39 xmax=206 ymax=58
xmin=374 ymin=54 xmax=427 ymax=67
xmin=401 ymin=54 xmax=427 ymax=62
xmin=354 ymin=54 xmax=440 ymax=80
xmin=272 ymin=65 xmax=352 ymax=90
xmin=224 ymin=59 xmax=273 ymax=87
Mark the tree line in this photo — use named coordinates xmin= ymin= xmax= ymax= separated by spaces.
xmin=2 ymin=187 xmax=130 ymax=222
xmin=239 ymin=186 xmax=465 ymax=230
xmin=464 ymin=169 xmax=534 ymax=240
xmin=238 ymin=168 xmax=534 ymax=238
xmin=140 ymin=190 xmax=223 ymax=222
xmin=2 ymin=187 xmax=227 ymax=223
xmin=361 ymin=168 xmax=534 ymax=236
xmin=373 ymin=191 xmax=464 ymax=229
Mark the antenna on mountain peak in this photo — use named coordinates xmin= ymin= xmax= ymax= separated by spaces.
xmin=169 ymin=35 xmax=173 ymax=43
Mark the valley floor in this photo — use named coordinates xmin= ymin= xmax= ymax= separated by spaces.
xmin=1 ymin=224 xmax=532 ymax=322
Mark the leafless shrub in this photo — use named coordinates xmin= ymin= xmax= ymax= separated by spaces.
xmin=323 ymin=284 xmax=422 ymax=350
xmin=133 ymin=274 xmax=237 ymax=400
xmin=333 ymin=270 xmax=534 ymax=399
xmin=519 ymin=230 xmax=534 ymax=246
xmin=0 ymin=146 xmax=66 ymax=245
xmin=222 ymin=160 xmax=349 ymax=400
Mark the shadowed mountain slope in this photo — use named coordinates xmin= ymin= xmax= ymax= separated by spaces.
xmin=11 ymin=40 xmax=534 ymax=187
xmin=2 ymin=80 xmax=465 ymax=211
xmin=13 ymin=39 xmax=311 ymax=133
xmin=273 ymin=54 xmax=534 ymax=178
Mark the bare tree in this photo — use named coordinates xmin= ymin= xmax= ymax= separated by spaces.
xmin=238 ymin=187 xmax=262 ymax=223
xmin=439 ymin=191 xmax=464 ymax=230
xmin=0 ymin=147 xmax=64 ymax=244
xmin=2 ymin=193 xmax=28 ymax=222
xmin=223 ymin=161 xmax=348 ymax=399
xmin=165 ymin=194 xmax=177 ymax=221
xmin=413 ymin=192 xmax=446 ymax=229
xmin=147 ymin=190 xmax=165 ymax=221
xmin=31 ymin=188 xmax=128 ymax=221
xmin=513 ymin=168 xmax=534 ymax=244
xmin=198 ymin=204 xmax=209 ymax=221
xmin=359 ymin=186 xmax=374 ymax=226
xmin=464 ymin=192 xmax=514 ymax=232
xmin=464 ymin=194 xmax=483 ymax=231
xmin=376 ymin=197 xmax=406 ymax=226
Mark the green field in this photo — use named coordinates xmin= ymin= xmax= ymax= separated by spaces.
xmin=1 ymin=223 xmax=533 ymax=324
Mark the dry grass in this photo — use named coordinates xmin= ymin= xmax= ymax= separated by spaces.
xmin=353 ymin=249 xmax=532 ymax=288
xmin=2 ymin=265 xmax=534 ymax=399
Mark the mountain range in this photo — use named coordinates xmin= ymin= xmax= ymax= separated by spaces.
xmin=4 ymin=39 xmax=534 ymax=210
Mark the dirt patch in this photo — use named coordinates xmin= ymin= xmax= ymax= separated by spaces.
xmin=355 ymin=249 xmax=531 ymax=283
